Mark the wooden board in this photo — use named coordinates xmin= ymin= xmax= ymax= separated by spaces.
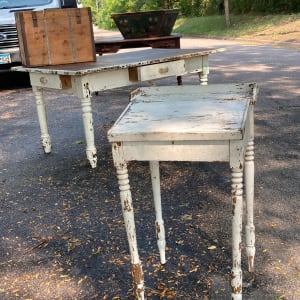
xmin=15 ymin=8 xmax=96 ymax=67
xmin=94 ymin=35 xmax=181 ymax=55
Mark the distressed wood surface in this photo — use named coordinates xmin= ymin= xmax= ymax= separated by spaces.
xmin=13 ymin=48 xmax=224 ymax=75
xmin=108 ymin=84 xmax=255 ymax=142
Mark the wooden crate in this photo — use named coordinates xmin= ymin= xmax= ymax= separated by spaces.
xmin=15 ymin=8 xmax=96 ymax=67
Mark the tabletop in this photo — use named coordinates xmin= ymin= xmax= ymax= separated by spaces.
xmin=108 ymin=84 xmax=257 ymax=142
xmin=94 ymin=34 xmax=181 ymax=43
xmin=13 ymin=48 xmax=224 ymax=76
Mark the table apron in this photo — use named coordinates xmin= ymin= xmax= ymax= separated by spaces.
xmin=28 ymin=56 xmax=208 ymax=92
xmin=30 ymin=73 xmax=73 ymax=90
xmin=113 ymin=141 xmax=232 ymax=162
xmin=185 ymin=55 xmax=208 ymax=73
xmin=29 ymin=69 xmax=134 ymax=92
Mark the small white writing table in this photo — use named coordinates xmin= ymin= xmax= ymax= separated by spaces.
xmin=13 ymin=48 xmax=223 ymax=168
xmin=108 ymin=83 xmax=258 ymax=299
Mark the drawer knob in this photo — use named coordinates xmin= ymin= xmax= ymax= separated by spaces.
xmin=40 ymin=77 xmax=48 ymax=84
xmin=159 ymin=67 xmax=169 ymax=74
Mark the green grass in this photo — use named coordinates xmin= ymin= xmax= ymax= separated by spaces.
xmin=173 ymin=13 xmax=300 ymax=38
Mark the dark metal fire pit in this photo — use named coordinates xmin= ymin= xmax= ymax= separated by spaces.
xmin=111 ymin=9 xmax=179 ymax=39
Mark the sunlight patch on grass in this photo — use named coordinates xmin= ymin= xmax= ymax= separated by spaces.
xmin=173 ymin=14 xmax=300 ymax=38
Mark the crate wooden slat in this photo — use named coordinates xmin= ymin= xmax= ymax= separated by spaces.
xmin=15 ymin=8 xmax=96 ymax=67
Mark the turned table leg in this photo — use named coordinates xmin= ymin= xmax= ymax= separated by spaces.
xmin=150 ymin=161 xmax=166 ymax=264
xmin=245 ymin=106 xmax=256 ymax=272
xmin=33 ymin=87 xmax=51 ymax=153
xmin=80 ymin=96 xmax=97 ymax=168
xmin=199 ymin=72 xmax=208 ymax=85
xmin=199 ymin=55 xmax=209 ymax=85
xmin=231 ymin=167 xmax=243 ymax=300
xmin=113 ymin=149 xmax=144 ymax=300
xmin=177 ymin=76 xmax=183 ymax=85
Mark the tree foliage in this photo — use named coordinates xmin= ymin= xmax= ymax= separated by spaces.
xmin=81 ymin=0 xmax=300 ymax=29
xmin=230 ymin=0 xmax=300 ymax=14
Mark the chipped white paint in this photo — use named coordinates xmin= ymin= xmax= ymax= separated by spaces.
xmin=137 ymin=60 xmax=185 ymax=82
xmin=245 ymin=104 xmax=256 ymax=273
xmin=231 ymin=166 xmax=244 ymax=299
xmin=108 ymin=83 xmax=258 ymax=300
xmin=109 ymin=84 xmax=252 ymax=142
xmin=115 ymin=163 xmax=144 ymax=299
xmin=150 ymin=160 xmax=166 ymax=264
xmin=32 ymin=86 xmax=51 ymax=153
xmin=13 ymin=48 xmax=223 ymax=167
xmin=80 ymin=95 xmax=97 ymax=168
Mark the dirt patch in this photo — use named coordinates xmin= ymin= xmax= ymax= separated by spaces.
xmin=249 ymin=19 xmax=300 ymax=43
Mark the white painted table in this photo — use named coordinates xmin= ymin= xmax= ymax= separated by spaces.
xmin=108 ymin=83 xmax=258 ymax=299
xmin=13 ymin=48 xmax=223 ymax=168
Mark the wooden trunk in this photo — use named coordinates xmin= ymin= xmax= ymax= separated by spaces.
xmin=15 ymin=8 xmax=96 ymax=67
xmin=111 ymin=9 xmax=179 ymax=39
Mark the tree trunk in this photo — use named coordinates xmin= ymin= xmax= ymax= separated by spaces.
xmin=224 ymin=0 xmax=231 ymax=27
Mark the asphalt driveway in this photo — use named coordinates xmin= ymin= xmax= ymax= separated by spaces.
xmin=0 ymin=36 xmax=299 ymax=299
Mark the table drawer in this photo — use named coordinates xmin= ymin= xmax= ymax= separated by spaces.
xmin=137 ymin=59 xmax=185 ymax=81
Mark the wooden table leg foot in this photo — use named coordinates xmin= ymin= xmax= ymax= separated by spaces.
xmin=86 ymin=149 xmax=97 ymax=168
xmin=231 ymin=269 xmax=243 ymax=300
xmin=177 ymin=76 xmax=182 ymax=85
xmin=199 ymin=71 xmax=208 ymax=85
xmin=131 ymin=262 xmax=145 ymax=300
xmin=245 ymin=224 xmax=255 ymax=272
xmin=41 ymin=135 xmax=51 ymax=153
